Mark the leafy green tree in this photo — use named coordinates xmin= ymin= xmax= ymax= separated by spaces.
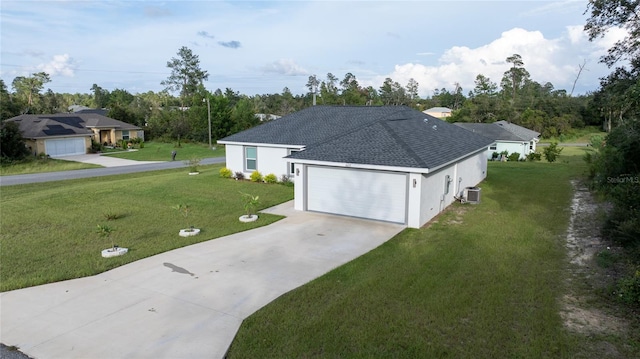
xmin=473 ymin=74 xmax=498 ymax=96
xmin=406 ymin=78 xmax=419 ymax=103
xmin=0 ymin=79 xmax=20 ymax=120
xmin=500 ymin=54 xmax=531 ymax=104
xmin=306 ymin=74 xmax=320 ymax=105
xmin=587 ymin=120 xmax=640 ymax=245
xmin=41 ymin=89 xmax=65 ymax=113
xmin=161 ymin=46 xmax=209 ymax=111
xmin=585 ymin=0 xmax=640 ymax=67
xmin=209 ymin=94 xmax=233 ymax=140
xmin=11 ymin=72 xmax=51 ymax=114
xmin=319 ymin=73 xmax=339 ymax=105
xmin=232 ymin=97 xmax=258 ymax=133
xmin=108 ymin=88 xmax=134 ymax=108
xmin=542 ymin=142 xmax=563 ymax=162
xmin=0 ymin=121 xmax=30 ymax=163
xmin=340 ymin=72 xmax=366 ymax=105
xmin=107 ymin=105 xmax=143 ymax=126
xmin=91 ymin=84 xmax=110 ymax=108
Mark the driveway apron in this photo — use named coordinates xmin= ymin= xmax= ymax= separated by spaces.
xmin=0 ymin=201 xmax=405 ymax=359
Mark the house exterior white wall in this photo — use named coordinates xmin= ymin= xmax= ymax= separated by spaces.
xmin=224 ymin=144 xmax=244 ymax=174
xmin=488 ymin=141 xmax=530 ymax=160
xmin=407 ymin=150 xmax=487 ymax=228
xmin=455 ymin=150 xmax=488 ymax=195
xmin=296 ymin=149 xmax=488 ymax=229
xmin=223 ymin=144 xmax=296 ymax=178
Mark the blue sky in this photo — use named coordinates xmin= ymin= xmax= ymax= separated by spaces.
xmin=0 ymin=1 xmax=626 ymax=98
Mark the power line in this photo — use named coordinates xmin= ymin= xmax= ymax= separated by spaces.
xmin=0 ymin=63 xmax=170 ymax=75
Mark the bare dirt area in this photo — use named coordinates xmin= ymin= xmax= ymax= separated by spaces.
xmin=561 ymin=180 xmax=636 ymax=358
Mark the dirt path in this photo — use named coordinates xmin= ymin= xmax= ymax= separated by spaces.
xmin=561 ymin=180 xmax=631 ymax=358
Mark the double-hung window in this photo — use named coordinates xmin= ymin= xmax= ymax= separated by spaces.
xmin=122 ymin=130 xmax=130 ymax=140
xmin=245 ymin=147 xmax=257 ymax=171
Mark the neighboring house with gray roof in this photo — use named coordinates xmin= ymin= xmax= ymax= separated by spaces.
xmin=423 ymin=107 xmax=452 ymax=118
xmin=7 ymin=113 xmax=143 ymax=157
xmin=454 ymin=121 xmax=540 ymax=160
xmin=218 ymin=106 xmax=494 ymax=228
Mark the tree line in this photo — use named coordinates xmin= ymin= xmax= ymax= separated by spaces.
xmin=0 ymin=46 xmax=614 ymax=146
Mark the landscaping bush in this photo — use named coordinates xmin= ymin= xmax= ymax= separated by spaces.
xmin=89 ymin=140 xmax=103 ymax=153
xmin=617 ymin=269 xmax=640 ymax=306
xmin=279 ymin=174 xmax=293 ymax=187
xmin=527 ymin=152 xmax=542 ymax=161
xmin=508 ymin=152 xmax=521 ymax=162
xmin=234 ymin=171 xmax=245 ymax=180
xmin=264 ymin=173 xmax=278 ymax=184
xmin=219 ymin=167 xmax=233 ymax=178
xmin=543 ymin=142 xmax=563 ymax=162
xmin=491 ymin=152 xmax=499 ymax=161
xmin=250 ymin=170 xmax=263 ymax=182
xmin=185 ymin=157 xmax=201 ymax=173
xmin=0 ymin=121 xmax=30 ymax=163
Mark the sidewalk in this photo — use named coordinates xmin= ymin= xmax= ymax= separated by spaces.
xmin=57 ymin=153 xmax=163 ymax=167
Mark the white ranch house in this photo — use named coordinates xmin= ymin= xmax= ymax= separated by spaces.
xmin=454 ymin=121 xmax=540 ymax=160
xmin=219 ymin=106 xmax=494 ymax=228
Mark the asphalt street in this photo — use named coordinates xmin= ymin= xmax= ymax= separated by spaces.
xmin=0 ymin=157 xmax=225 ymax=186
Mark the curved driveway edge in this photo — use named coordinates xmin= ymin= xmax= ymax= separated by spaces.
xmin=0 ymin=201 xmax=405 ymax=359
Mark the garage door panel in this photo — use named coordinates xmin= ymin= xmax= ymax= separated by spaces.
xmin=307 ymin=167 xmax=407 ymax=223
xmin=45 ymin=138 xmax=86 ymax=157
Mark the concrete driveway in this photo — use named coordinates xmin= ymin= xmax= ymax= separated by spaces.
xmin=58 ymin=153 xmax=164 ymax=167
xmin=0 ymin=201 xmax=405 ymax=359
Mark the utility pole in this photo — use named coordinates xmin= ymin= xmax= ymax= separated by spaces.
xmin=203 ymin=97 xmax=212 ymax=149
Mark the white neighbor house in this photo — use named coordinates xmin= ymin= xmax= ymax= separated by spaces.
xmin=218 ymin=106 xmax=494 ymax=228
xmin=454 ymin=121 xmax=540 ymax=160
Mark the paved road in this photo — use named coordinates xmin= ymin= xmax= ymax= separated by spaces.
xmin=0 ymin=157 xmax=225 ymax=186
xmin=538 ymin=142 xmax=589 ymax=147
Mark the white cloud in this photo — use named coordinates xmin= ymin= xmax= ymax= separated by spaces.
xmin=36 ymin=54 xmax=76 ymax=77
xmin=374 ymin=27 xmax=610 ymax=97
xmin=261 ymin=59 xmax=308 ymax=76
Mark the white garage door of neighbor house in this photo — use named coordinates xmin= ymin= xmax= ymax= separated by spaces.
xmin=307 ymin=166 xmax=408 ymax=224
xmin=45 ymin=138 xmax=86 ymax=157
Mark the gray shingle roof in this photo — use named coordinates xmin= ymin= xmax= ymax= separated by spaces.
xmin=7 ymin=114 xmax=140 ymax=138
xmin=454 ymin=123 xmax=524 ymax=142
xmin=220 ymin=106 xmax=494 ymax=170
xmin=494 ymin=120 xmax=540 ymax=140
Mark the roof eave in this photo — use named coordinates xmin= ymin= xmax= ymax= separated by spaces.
xmin=428 ymin=146 xmax=488 ymax=174
xmin=289 ymin=158 xmax=431 ymax=174
xmin=217 ymin=140 xmax=305 ymax=149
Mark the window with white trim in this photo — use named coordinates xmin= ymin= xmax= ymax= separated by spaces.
xmin=122 ymin=130 xmax=130 ymax=140
xmin=489 ymin=145 xmax=497 ymax=150
xmin=245 ymin=147 xmax=257 ymax=171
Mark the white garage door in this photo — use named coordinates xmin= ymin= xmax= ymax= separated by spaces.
xmin=307 ymin=166 xmax=407 ymax=223
xmin=45 ymin=138 xmax=86 ymax=157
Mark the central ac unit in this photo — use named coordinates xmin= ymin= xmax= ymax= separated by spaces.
xmin=464 ymin=187 xmax=481 ymax=204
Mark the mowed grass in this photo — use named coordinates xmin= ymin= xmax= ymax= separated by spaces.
xmin=226 ymin=150 xmax=591 ymax=358
xmin=104 ymin=141 xmax=225 ymax=161
xmin=0 ymin=164 xmax=293 ymax=292
xmin=0 ymin=158 xmax=101 ymax=175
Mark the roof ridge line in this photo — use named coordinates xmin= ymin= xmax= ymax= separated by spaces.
xmin=303 ymin=106 xmax=410 ymax=149
xmin=379 ymin=118 xmax=429 ymax=168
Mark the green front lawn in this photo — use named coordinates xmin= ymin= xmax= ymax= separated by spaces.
xmin=0 ymin=158 xmax=101 ymax=176
xmin=104 ymin=141 xmax=225 ymax=161
xmin=226 ymin=148 xmax=638 ymax=358
xmin=0 ymin=164 xmax=293 ymax=292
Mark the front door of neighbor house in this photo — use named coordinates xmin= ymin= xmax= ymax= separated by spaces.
xmin=100 ymin=130 xmax=112 ymax=145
